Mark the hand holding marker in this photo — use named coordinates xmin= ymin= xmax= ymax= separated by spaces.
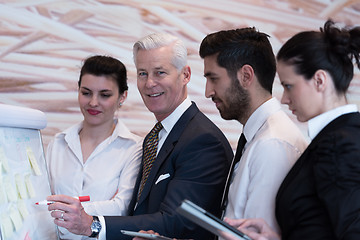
xmin=35 ymin=196 xmax=90 ymax=205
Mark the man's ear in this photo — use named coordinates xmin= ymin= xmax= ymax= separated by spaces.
xmin=182 ymin=66 xmax=191 ymax=85
xmin=313 ymin=69 xmax=327 ymax=92
xmin=237 ymin=64 xmax=254 ymax=88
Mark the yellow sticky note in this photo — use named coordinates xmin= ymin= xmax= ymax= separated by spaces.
xmin=15 ymin=173 xmax=28 ymax=199
xmin=24 ymin=174 xmax=36 ymax=198
xmin=0 ymin=146 xmax=10 ymax=173
xmin=1 ymin=213 xmax=14 ymax=239
xmin=9 ymin=206 xmax=23 ymax=231
xmin=17 ymin=199 xmax=29 ymax=220
xmin=4 ymin=176 xmax=18 ymax=202
xmin=26 ymin=147 xmax=42 ymax=176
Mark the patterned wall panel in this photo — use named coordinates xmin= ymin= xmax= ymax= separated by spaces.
xmin=0 ymin=0 xmax=359 ymax=149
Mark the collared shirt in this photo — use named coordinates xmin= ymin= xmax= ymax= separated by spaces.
xmin=308 ymin=104 xmax=358 ymax=140
xmin=98 ymin=98 xmax=192 ymax=240
xmin=46 ymin=118 xmax=142 ymax=240
xmin=157 ymin=97 xmax=192 ymax=153
xmin=223 ymin=98 xmax=308 ymax=235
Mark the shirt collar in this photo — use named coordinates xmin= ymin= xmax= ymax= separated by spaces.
xmin=308 ymin=104 xmax=358 ymax=140
xmin=243 ymin=97 xmax=281 ymax=142
xmin=110 ymin=118 xmax=140 ymax=142
xmin=160 ymin=97 xmax=192 ymax=135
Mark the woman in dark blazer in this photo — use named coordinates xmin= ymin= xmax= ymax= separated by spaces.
xmin=224 ymin=20 xmax=360 ymax=240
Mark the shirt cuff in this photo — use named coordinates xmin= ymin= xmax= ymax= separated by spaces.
xmin=98 ymin=216 xmax=106 ymax=240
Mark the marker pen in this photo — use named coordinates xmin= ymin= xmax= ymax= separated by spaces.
xmin=35 ymin=195 xmax=90 ymax=205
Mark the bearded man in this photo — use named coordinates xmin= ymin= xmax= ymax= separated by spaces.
xmin=199 ymin=27 xmax=308 ymax=236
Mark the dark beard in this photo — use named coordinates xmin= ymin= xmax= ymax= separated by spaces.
xmin=219 ymin=79 xmax=250 ymax=121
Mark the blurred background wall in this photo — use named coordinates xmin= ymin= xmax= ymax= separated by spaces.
xmin=1 ymin=0 xmax=360 ymax=150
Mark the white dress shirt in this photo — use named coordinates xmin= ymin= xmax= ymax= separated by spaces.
xmin=157 ymin=97 xmax=192 ymax=153
xmin=224 ymin=98 xmax=308 ymax=234
xmin=46 ymin=118 xmax=142 ymax=240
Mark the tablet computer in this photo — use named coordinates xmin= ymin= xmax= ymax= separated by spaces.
xmin=176 ymin=199 xmax=252 ymax=240
xmin=121 ymin=230 xmax=173 ymax=240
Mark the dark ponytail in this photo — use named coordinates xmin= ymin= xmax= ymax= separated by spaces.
xmin=277 ymin=20 xmax=360 ymax=94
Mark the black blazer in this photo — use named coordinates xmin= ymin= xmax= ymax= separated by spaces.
xmin=105 ymin=102 xmax=233 ymax=239
xmin=276 ymin=112 xmax=360 ymax=240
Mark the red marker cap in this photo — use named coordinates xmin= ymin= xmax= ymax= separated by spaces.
xmin=78 ymin=196 xmax=90 ymax=202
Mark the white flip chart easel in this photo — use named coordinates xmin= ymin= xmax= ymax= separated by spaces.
xmin=0 ymin=104 xmax=57 ymax=240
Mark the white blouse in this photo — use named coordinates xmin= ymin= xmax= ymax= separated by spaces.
xmin=46 ymin=118 xmax=142 ymax=240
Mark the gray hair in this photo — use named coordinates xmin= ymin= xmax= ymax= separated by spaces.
xmin=133 ymin=33 xmax=187 ymax=71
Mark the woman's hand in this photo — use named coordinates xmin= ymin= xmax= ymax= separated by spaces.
xmin=223 ymin=218 xmax=281 ymax=240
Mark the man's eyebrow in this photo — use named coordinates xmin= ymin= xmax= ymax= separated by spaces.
xmin=80 ymin=86 xmax=91 ymax=91
xmin=204 ymin=72 xmax=215 ymax=78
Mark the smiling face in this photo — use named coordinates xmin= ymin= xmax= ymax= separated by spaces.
xmin=203 ymin=54 xmax=250 ymax=123
xmin=278 ymin=61 xmax=322 ymax=122
xmin=78 ymin=74 xmax=125 ymax=127
xmin=136 ymin=45 xmax=190 ymax=121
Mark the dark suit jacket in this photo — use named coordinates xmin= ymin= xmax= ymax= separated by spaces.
xmin=105 ymin=102 xmax=233 ymax=239
xmin=276 ymin=112 xmax=360 ymax=240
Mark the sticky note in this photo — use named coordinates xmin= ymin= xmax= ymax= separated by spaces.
xmin=9 ymin=206 xmax=23 ymax=231
xmin=0 ymin=179 xmax=7 ymax=204
xmin=15 ymin=173 xmax=28 ymax=199
xmin=0 ymin=177 xmax=7 ymax=204
xmin=0 ymin=147 xmax=10 ymax=173
xmin=26 ymin=147 xmax=42 ymax=176
xmin=1 ymin=213 xmax=14 ymax=239
xmin=4 ymin=176 xmax=18 ymax=202
xmin=17 ymin=199 xmax=29 ymax=220
xmin=24 ymin=174 xmax=36 ymax=198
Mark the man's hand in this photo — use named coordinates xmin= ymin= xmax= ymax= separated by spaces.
xmin=47 ymin=194 xmax=93 ymax=236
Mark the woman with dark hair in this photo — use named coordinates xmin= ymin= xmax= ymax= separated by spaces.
xmin=224 ymin=20 xmax=360 ymax=240
xmin=46 ymin=55 xmax=142 ymax=240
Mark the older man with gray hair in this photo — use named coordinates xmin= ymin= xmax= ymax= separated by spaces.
xmin=47 ymin=32 xmax=233 ymax=240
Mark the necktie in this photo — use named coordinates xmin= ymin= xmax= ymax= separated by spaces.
xmin=233 ymin=133 xmax=247 ymax=164
xmin=220 ymin=133 xmax=247 ymax=217
xmin=137 ymin=122 xmax=163 ymax=200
